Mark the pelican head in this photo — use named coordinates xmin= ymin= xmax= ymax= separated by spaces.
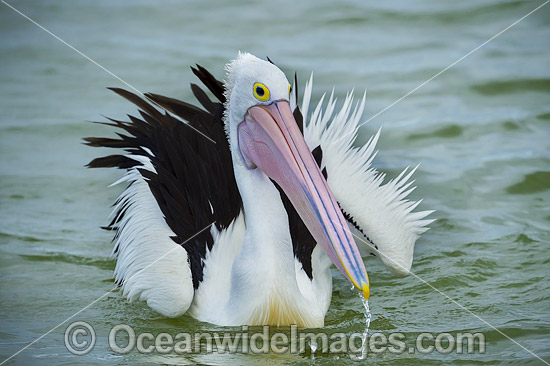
xmin=224 ymin=53 xmax=370 ymax=298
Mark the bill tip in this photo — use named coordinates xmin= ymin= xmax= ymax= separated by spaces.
xmin=361 ymin=283 xmax=370 ymax=300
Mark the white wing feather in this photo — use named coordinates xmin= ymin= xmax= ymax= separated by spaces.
xmin=302 ymin=75 xmax=434 ymax=276
xmin=108 ymin=155 xmax=195 ymax=317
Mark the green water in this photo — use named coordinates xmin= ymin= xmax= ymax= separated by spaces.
xmin=1 ymin=1 xmax=549 ymax=365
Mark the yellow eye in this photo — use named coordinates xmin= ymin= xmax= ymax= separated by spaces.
xmin=253 ymin=83 xmax=270 ymax=102
xmin=289 ymin=84 xmax=292 ymax=95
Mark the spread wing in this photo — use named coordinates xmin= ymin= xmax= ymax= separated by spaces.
xmin=298 ymin=75 xmax=435 ymax=276
xmin=85 ymin=66 xmax=242 ymax=317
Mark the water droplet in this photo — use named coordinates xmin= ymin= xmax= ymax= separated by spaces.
xmin=310 ymin=339 xmax=318 ymax=360
xmin=354 ymin=292 xmax=371 ymax=360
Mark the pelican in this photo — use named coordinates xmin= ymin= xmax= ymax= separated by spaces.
xmin=86 ymin=52 xmax=433 ymax=327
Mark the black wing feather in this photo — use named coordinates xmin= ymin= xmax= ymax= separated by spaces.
xmin=86 ymin=67 xmax=241 ymax=289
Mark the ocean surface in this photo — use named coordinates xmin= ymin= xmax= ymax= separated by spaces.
xmin=1 ymin=1 xmax=549 ymax=365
